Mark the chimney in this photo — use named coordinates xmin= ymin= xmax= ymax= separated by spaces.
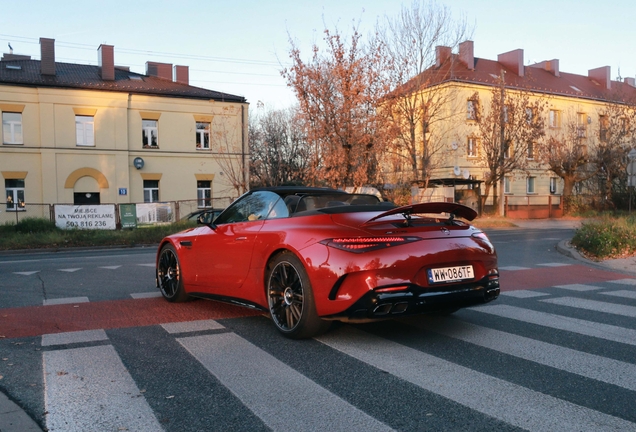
xmin=458 ymin=40 xmax=474 ymax=70
xmin=588 ymin=66 xmax=611 ymax=90
xmin=39 ymin=37 xmax=55 ymax=76
xmin=497 ymin=48 xmax=524 ymax=77
xmin=98 ymin=44 xmax=115 ymax=81
xmin=625 ymin=77 xmax=636 ymax=87
xmin=435 ymin=46 xmax=452 ymax=67
xmin=528 ymin=59 xmax=560 ymax=77
xmin=173 ymin=65 xmax=189 ymax=84
xmin=146 ymin=61 xmax=173 ymax=80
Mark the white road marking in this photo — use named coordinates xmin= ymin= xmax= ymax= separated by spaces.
xmin=537 ymin=262 xmax=571 ymax=267
xmin=600 ymin=290 xmax=636 ymax=300
xmin=607 ymin=279 xmax=636 ymax=286
xmin=137 ymin=264 xmax=155 ymax=267
xmin=178 ymin=333 xmax=393 ymax=432
xmin=162 ymin=320 xmax=225 ymax=334
xmin=13 ymin=271 xmax=40 ymax=276
xmin=43 ymin=345 xmax=161 ymax=432
xmin=43 ymin=297 xmax=89 ymax=306
xmin=317 ymin=327 xmax=634 ymax=432
xmin=130 ymin=292 xmax=162 ymax=299
xmin=58 ymin=268 xmax=82 ymax=273
xmin=99 ymin=265 xmax=122 ymax=270
xmin=474 ymin=304 xmax=636 ymax=346
xmin=500 ymin=290 xmax=549 ymax=298
xmin=409 ymin=317 xmax=636 ymax=391
xmin=541 ymin=297 xmax=636 ymax=318
xmin=553 ymin=284 xmax=602 ymax=291
xmin=42 ymin=329 xmax=108 ymax=347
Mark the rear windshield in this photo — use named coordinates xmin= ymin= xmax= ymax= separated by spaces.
xmin=285 ymin=193 xmax=386 ymax=214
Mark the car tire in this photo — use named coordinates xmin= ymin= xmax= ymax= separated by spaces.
xmin=157 ymin=244 xmax=189 ymax=303
xmin=266 ymin=251 xmax=331 ymax=339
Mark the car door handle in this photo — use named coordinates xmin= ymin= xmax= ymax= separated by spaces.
xmin=236 ymin=237 xmax=247 ymax=241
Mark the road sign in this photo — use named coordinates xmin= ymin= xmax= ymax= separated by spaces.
xmin=629 ymin=148 xmax=636 ymax=160
xmin=628 ymin=160 xmax=636 ymax=176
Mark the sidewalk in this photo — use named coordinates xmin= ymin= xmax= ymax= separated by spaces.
xmin=0 ymin=391 xmax=42 ymax=432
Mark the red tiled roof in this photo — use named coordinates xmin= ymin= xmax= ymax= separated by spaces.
xmin=408 ymin=54 xmax=636 ymax=104
xmin=0 ymin=59 xmax=246 ymax=103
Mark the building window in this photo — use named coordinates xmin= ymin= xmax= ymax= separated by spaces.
xmin=550 ymin=177 xmax=558 ymax=194
xmin=2 ymin=112 xmax=23 ymax=144
xmin=466 ymin=99 xmax=478 ymax=121
xmin=527 ymin=142 xmax=534 ymax=159
xmin=599 ymin=115 xmax=609 ymax=142
xmin=504 ymin=176 xmax=511 ymax=194
xmin=549 ymin=110 xmax=561 ymax=128
xmin=576 ymin=112 xmax=587 ymax=138
xmin=467 ymin=137 xmax=478 ymax=158
xmin=143 ymin=180 xmax=159 ymax=202
xmin=197 ymin=180 xmax=212 ymax=208
xmin=142 ymin=120 xmax=158 ymax=148
xmin=503 ymin=142 xmax=511 ymax=159
xmin=196 ymin=122 xmax=211 ymax=149
xmin=526 ymin=176 xmax=536 ymax=194
xmin=76 ymin=115 xmax=95 ymax=146
xmin=5 ymin=179 xmax=25 ymax=211
xmin=525 ymin=107 xmax=535 ymax=125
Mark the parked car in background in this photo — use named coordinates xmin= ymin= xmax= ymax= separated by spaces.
xmin=157 ymin=186 xmax=499 ymax=339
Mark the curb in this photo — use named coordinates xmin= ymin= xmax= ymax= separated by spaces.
xmin=0 ymin=391 xmax=42 ymax=432
xmin=556 ymin=239 xmax=636 ymax=276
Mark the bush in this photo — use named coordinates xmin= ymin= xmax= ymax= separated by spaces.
xmin=14 ymin=217 xmax=58 ymax=234
xmin=571 ymin=216 xmax=636 ymax=259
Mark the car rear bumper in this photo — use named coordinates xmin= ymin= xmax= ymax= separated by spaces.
xmin=321 ymin=274 xmax=499 ymax=322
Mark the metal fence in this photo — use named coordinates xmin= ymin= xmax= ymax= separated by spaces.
xmin=504 ymin=195 xmax=563 ymax=219
xmin=1 ymin=197 xmax=234 ymax=228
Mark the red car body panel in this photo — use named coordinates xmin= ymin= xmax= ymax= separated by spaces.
xmin=157 ymin=191 xmax=499 ymax=321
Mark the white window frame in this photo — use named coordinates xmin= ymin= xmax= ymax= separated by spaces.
xmin=2 ymin=112 xmax=23 ymax=145
xmin=504 ymin=176 xmax=511 ymax=194
xmin=142 ymin=120 xmax=158 ymax=148
xmin=550 ymin=177 xmax=558 ymax=194
xmin=5 ymin=179 xmax=25 ymax=211
xmin=576 ymin=112 xmax=587 ymax=138
xmin=75 ymin=115 xmax=95 ymax=146
xmin=549 ymin=110 xmax=560 ymax=128
xmin=526 ymin=176 xmax=536 ymax=194
xmin=527 ymin=142 xmax=534 ymax=160
xmin=466 ymin=99 xmax=478 ymax=120
xmin=196 ymin=122 xmax=211 ymax=150
xmin=143 ymin=180 xmax=159 ymax=203
xmin=197 ymin=180 xmax=212 ymax=208
xmin=467 ymin=137 xmax=478 ymax=158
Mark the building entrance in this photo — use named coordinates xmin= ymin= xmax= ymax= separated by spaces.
xmin=73 ymin=192 xmax=100 ymax=204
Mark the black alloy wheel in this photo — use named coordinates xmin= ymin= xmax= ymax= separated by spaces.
xmin=266 ymin=252 xmax=330 ymax=339
xmin=157 ymin=244 xmax=189 ymax=302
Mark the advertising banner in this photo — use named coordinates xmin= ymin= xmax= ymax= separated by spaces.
xmin=55 ymin=205 xmax=116 ymax=230
xmin=119 ymin=204 xmax=137 ymax=229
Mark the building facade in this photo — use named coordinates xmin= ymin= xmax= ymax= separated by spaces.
xmin=396 ymin=41 xmax=636 ymax=215
xmin=1 ymin=38 xmax=248 ymax=225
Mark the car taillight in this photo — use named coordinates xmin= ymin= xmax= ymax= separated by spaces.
xmin=320 ymin=236 xmax=422 ymax=253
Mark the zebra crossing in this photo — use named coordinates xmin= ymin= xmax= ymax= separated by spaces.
xmin=2 ymin=278 xmax=636 ymax=431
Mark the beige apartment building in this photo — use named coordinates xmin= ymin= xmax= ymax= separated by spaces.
xmin=1 ymin=38 xmax=248 ymax=225
xmin=398 ymin=41 xmax=636 ymax=216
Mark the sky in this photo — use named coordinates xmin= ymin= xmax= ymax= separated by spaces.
xmin=1 ymin=0 xmax=635 ymax=111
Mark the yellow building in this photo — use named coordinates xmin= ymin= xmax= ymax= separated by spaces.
xmin=1 ymin=38 xmax=248 ymax=225
xmin=399 ymin=41 xmax=636 ymax=216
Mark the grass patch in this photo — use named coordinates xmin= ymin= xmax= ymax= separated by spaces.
xmin=472 ymin=217 xmax=518 ymax=229
xmin=571 ymin=215 xmax=636 ymax=260
xmin=0 ymin=218 xmax=196 ymax=250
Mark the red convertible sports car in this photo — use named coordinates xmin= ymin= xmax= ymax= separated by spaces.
xmin=156 ymin=187 xmax=499 ymax=339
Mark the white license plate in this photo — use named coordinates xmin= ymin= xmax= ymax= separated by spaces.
xmin=427 ymin=265 xmax=474 ymax=284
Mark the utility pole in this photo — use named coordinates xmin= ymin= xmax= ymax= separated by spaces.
xmin=498 ymin=70 xmax=506 ymax=216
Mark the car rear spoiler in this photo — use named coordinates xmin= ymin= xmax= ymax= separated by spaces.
xmin=363 ymin=202 xmax=478 ymax=225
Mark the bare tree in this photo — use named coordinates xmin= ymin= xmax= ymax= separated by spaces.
xmin=471 ymin=75 xmax=547 ymax=214
xmin=213 ymin=107 xmax=249 ymax=197
xmin=249 ymin=106 xmax=311 ymax=187
xmin=536 ymin=110 xmax=596 ymax=212
xmin=282 ymin=24 xmax=391 ymax=188
xmin=375 ymin=1 xmax=470 ymax=186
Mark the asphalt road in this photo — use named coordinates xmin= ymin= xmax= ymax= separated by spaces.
xmin=2 ymin=227 xmax=636 ymax=431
